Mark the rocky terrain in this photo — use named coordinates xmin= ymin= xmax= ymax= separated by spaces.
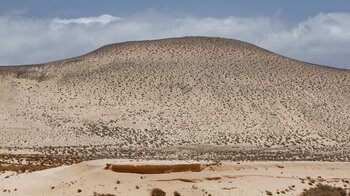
xmin=0 ymin=37 xmax=349 ymax=161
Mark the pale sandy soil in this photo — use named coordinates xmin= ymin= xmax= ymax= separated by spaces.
xmin=1 ymin=160 xmax=350 ymax=196
xmin=1 ymin=37 xmax=349 ymax=161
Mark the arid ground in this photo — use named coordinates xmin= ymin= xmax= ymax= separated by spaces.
xmin=1 ymin=37 xmax=349 ymax=161
xmin=0 ymin=37 xmax=349 ymax=195
xmin=1 ymin=160 xmax=350 ymax=196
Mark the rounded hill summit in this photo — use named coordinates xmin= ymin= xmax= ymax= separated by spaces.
xmin=0 ymin=37 xmax=349 ymax=160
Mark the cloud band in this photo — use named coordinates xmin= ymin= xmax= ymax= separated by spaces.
xmin=0 ymin=12 xmax=349 ymax=69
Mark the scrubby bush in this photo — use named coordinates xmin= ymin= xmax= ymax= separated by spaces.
xmin=93 ymin=192 xmax=116 ymax=196
xmin=299 ymin=183 xmax=347 ymax=196
xmin=151 ymin=188 xmax=166 ymax=196
xmin=174 ymin=191 xmax=181 ymax=196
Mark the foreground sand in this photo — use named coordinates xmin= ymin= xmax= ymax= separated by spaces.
xmin=1 ymin=160 xmax=350 ymax=196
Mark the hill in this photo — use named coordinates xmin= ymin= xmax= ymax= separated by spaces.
xmin=0 ymin=37 xmax=349 ymax=161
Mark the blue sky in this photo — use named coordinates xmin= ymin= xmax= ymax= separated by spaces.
xmin=2 ymin=0 xmax=350 ymax=20
xmin=1 ymin=0 xmax=350 ymax=69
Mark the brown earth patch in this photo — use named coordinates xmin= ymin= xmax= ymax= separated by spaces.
xmin=156 ymin=178 xmax=202 ymax=183
xmin=105 ymin=163 xmax=207 ymax=174
xmin=205 ymin=177 xmax=222 ymax=180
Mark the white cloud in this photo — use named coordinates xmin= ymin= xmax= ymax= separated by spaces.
xmin=0 ymin=12 xmax=349 ymax=69
xmin=53 ymin=14 xmax=121 ymax=25
xmin=260 ymin=12 xmax=350 ymax=68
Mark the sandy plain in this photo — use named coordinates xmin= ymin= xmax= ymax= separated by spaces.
xmin=1 ymin=159 xmax=350 ymax=196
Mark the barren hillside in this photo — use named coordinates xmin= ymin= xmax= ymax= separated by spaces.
xmin=1 ymin=37 xmax=349 ymax=160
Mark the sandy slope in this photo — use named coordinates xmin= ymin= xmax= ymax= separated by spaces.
xmin=1 ymin=160 xmax=350 ymax=196
xmin=0 ymin=37 xmax=350 ymax=160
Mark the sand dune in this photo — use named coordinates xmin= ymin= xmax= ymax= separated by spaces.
xmin=0 ymin=37 xmax=349 ymax=160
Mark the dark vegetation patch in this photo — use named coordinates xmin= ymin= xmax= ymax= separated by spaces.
xmin=93 ymin=192 xmax=116 ymax=196
xmin=151 ymin=188 xmax=166 ymax=196
xmin=0 ymin=154 xmax=87 ymax=173
xmin=174 ymin=191 xmax=181 ymax=196
xmin=299 ymin=184 xmax=347 ymax=196
xmin=31 ymin=144 xmax=350 ymax=161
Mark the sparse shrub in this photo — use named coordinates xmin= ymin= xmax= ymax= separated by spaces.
xmin=266 ymin=190 xmax=273 ymax=195
xmin=299 ymin=183 xmax=346 ymax=196
xmin=174 ymin=191 xmax=181 ymax=196
xmin=151 ymin=188 xmax=166 ymax=196
xmin=93 ymin=192 xmax=116 ymax=196
xmin=19 ymin=165 xmax=26 ymax=173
